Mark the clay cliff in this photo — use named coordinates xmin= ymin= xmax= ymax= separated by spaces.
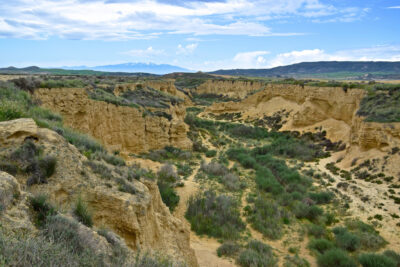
xmin=34 ymin=88 xmax=192 ymax=154
xmin=194 ymin=79 xmax=265 ymax=99
xmin=204 ymin=83 xmax=400 ymax=174
xmin=0 ymin=118 xmax=198 ymax=266
xmin=114 ymin=80 xmax=192 ymax=105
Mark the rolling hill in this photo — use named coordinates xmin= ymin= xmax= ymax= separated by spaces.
xmin=209 ymin=61 xmax=400 ymax=79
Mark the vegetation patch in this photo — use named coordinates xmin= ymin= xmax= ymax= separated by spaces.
xmin=357 ymin=87 xmax=400 ymax=122
xmin=157 ymin=164 xmax=180 ymax=212
xmin=73 ymin=197 xmax=93 ymax=227
xmin=186 ymin=190 xmax=245 ymax=240
xmin=237 ymin=240 xmax=277 ymax=267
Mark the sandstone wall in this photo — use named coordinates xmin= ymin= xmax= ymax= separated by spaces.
xmin=194 ymin=79 xmax=265 ymax=99
xmin=206 ymin=83 xmax=400 ymax=152
xmin=0 ymin=118 xmax=198 ymax=266
xmin=114 ymin=80 xmax=192 ymax=105
xmin=34 ymin=88 xmax=192 ymax=154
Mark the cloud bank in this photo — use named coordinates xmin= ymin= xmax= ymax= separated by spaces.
xmin=0 ymin=0 xmax=367 ymax=40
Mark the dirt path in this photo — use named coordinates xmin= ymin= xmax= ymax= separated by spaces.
xmin=174 ymin=159 xmax=236 ymax=267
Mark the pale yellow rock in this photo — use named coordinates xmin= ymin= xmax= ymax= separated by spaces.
xmin=34 ymin=88 xmax=192 ymax=154
xmin=205 ymin=83 xmax=400 ymax=151
xmin=194 ymin=79 xmax=264 ymax=99
xmin=0 ymin=119 xmax=198 ymax=266
xmin=0 ymin=171 xmax=20 ymax=210
xmin=114 ymin=79 xmax=193 ymax=106
xmin=0 ymin=118 xmax=39 ymax=146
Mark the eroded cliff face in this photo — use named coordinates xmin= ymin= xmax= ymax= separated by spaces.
xmin=0 ymin=118 xmax=198 ymax=266
xmin=114 ymin=80 xmax=192 ymax=105
xmin=194 ymin=79 xmax=265 ymax=99
xmin=34 ymin=88 xmax=192 ymax=154
xmin=205 ymin=83 xmax=400 ymax=155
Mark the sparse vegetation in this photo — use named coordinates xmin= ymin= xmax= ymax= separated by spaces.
xmin=357 ymin=87 xmax=400 ymax=122
xmin=29 ymin=194 xmax=57 ymax=226
xmin=308 ymin=238 xmax=335 ymax=255
xmin=217 ymin=242 xmax=241 ymax=257
xmin=73 ymin=197 xmax=93 ymax=227
xmin=237 ymin=240 xmax=277 ymax=267
xmin=358 ymin=253 xmax=397 ymax=267
xmin=157 ymin=164 xmax=180 ymax=212
xmin=186 ymin=190 xmax=245 ymax=240
xmin=317 ymin=248 xmax=357 ymax=267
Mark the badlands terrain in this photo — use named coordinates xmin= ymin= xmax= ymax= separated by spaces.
xmin=0 ymin=73 xmax=400 ymax=266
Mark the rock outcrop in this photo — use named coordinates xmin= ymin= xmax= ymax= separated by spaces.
xmin=34 ymin=88 xmax=192 ymax=154
xmin=205 ymin=83 xmax=400 ymax=152
xmin=114 ymin=80 xmax=192 ymax=105
xmin=0 ymin=118 xmax=198 ymax=266
xmin=194 ymin=79 xmax=265 ymax=99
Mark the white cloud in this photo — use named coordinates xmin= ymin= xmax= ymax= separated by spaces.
xmin=196 ymin=45 xmax=400 ymax=71
xmin=0 ymin=0 xmax=367 ymax=40
xmin=268 ymin=45 xmax=400 ymax=68
xmin=123 ymin=46 xmax=164 ymax=57
xmin=177 ymin=43 xmax=198 ymax=55
xmin=233 ymin=51 xmax=270 ymax=68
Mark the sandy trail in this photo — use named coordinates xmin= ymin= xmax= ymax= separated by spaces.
xmin=174 ymin=158 xmax=236 ymax=267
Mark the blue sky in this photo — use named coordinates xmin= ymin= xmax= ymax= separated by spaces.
xmin=0 ymin=0 xmax=399 ymax=71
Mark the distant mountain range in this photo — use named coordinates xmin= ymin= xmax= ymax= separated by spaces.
xmin=1 ymin=61 xmax=400 ymax=79
xmin=209 ymin=61 xmax=400 ymax=79
xmin=0 ymin=63 xmax=191 ymax=76
xmin=63 ymin=63 xmax=191 ymax=75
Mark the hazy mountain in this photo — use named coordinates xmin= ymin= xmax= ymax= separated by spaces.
xmin=70 ymin=63 xmax=192 ymax=75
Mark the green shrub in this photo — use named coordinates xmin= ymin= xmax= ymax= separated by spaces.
xmin=255 ymin=167 xmax=284 ymax=195
xmin=294 ymin=203 xmax=324 ymax=221
xmin=92 ymin=151 xmax=125 ymax=166
xmin=200 ymin=161 xmax=228 ymax=177
xmin=0 ymin=224 xmax=104 ymax=267
xmin=308 ymin=239 xmax=335 ymax=254
xmin=317 ymin=249 xmax=357 ymax=267
xmin=0 ymin=100 xmax=25 ymax=121
xmin=309 ymin=191 xmax=335 ymax=204
xmin=176 ymin=163 xmax=193 ymax=178
xmin=284 ymin=254 xmax=310 ymax=267
xmin=0 ymin=162 xmax=18 ymax=176
xmin=345 ymin=220 xmax=387 ymax=250
xmin=205 ymin=150 xmax=217 ymax=157
xmin=186 ymin=190 xmax=245 ymax=240
xmin=44 ymin=215 xmax=87 ymax=253
xmin=307 ymin=224 xmax=327 ymax=238
xmin=74 ymin=198 xmax=93 ymax=227
xmin=55 ymin=126 xmax=105 ymax=154
xmin=116 ymin=178 xmax=137 ymax=195
xmin=38 ymin=155 xmax=57 ymax=178
xmin=357 ymin=88 xmax=400 ymax=122
xmin=158 ymin=164 xmax=179 ymax=183
xmin=157 ymin=181 xmax=180 ymax=212
xmin=358 ymin=253 xmax=396 ymax=267
xmin=246 ymin=195 xmax=287 ymax=240
xmin=221 ymin=173 xmax=241 ymax=191
xmin=133 ymin=252 xmax=183 ymax=267
xmin=85 ymin=160 xmax=113 ymax=179
xmin=333 ymin=227 xmax=360 ymax=252
xmin=29 ymin=194 xmax=57 ymax=226
xmin=383 ymin=250 xmax=400 ymax=266
xmin=217 ymin=242 xmax=241 ymax=257
xmin=237 ymin=240 xmax=277 ymax=267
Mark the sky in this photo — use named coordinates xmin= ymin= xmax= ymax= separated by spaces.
xmin=0 ymin=0 xmax=399 ymax=71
